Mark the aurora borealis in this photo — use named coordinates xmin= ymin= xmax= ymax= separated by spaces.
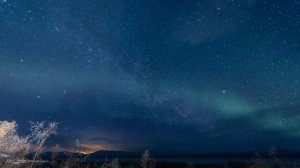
xmin=1 ymin=0 xmax=300 ymax=153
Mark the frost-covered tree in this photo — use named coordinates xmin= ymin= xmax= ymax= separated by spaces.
xmin=0 ymin=120 xmax=58 ymax=164
xmin=29 ymin=121 xmax=58 ymax=149
xmin=29 ymin=121 xmax=58 ymax=167
xmin=0 ymin=121 xmax=30 ymax=155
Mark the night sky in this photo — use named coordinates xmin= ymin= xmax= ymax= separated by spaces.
xmin=1 ymin=0 xmax=300 ymax=154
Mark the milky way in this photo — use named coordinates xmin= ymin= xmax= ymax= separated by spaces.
xmin=1 ymin=0 xmax=300 ymax=153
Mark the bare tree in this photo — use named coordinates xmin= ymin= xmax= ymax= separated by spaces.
xmin=29 ymin=121 xmax=58 ymax=168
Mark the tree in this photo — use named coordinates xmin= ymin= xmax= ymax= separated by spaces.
xmin=29 ymin=121 xmax=58 ymax=167
xmin=0 ymin=121 xmax=30 ymax=156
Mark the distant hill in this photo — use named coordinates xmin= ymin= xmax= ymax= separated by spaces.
xmin=88 ymin=150 xmax=141 ymax=158
xmin=25 ymin=150 xmax=140 ymax=160
xmin=26 ymin=151 xmax=83 ymax=160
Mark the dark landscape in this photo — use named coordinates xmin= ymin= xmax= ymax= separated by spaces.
xmin=11 ymin=150 xmax=300 ymax=168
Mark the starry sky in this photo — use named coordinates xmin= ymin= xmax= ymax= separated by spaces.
xmin=1 ymin=0 xmax=300 ymax=153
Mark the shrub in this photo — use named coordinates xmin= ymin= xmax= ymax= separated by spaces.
xmin=141 ymin=149 xmax=155 ymax=168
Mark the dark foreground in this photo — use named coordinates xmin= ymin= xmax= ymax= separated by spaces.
xmin=2 ymin=160 xmax=298 ymax=168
